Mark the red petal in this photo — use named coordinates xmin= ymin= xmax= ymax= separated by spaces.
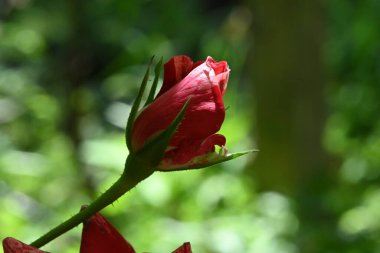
xmin=157 ymin=56 xmax=206 ymax=97
xmin=191 ymin=60 xmax=203 ymax=69
xmin=162 ymin=134 xmax=226 ymax=165
xmin=199 ymin=134 xmax=226 ymax=154
xmin=80 ymin=212 xmax=135 ymax=253
xmin=205 ymin=56 xmax=229 ymax=96
xmin=206 ymin=57 xmax=228 ymax=75
xmin=172 ymin=242 xmax=192 ymax=253
xmin=157 ymin=55 xmax=194 ymax=97
xmin=2 ymin=237 xmax=48 ymax=253
xmin=163 ymin=139 xmax=204 ymax=165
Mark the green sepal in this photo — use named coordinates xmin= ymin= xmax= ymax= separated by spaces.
xmin=145 ymin=57 xmax=163 ymax=106
xmin=126 ymin=57 xmax=154 ymax=152
xmin=157 ymin=149 xmax=258 ymax=172
xmin=134 ymin=98 xmax=191 ymax=168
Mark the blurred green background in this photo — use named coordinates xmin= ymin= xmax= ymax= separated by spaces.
xmin=1 ymin=0 xmax=380 ymax=252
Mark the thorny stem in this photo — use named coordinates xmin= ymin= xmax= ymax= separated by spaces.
xmin=30 ymin=155 xmax=153 ymax=248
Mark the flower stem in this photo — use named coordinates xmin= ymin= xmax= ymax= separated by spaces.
xmin=30 ymin=155 xmax=153 ymax=248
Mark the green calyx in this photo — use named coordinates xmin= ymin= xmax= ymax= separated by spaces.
xmin=133 ymin=98 xmax=191 ymax=169
xmin=158 ymin=149 xmax=258 ymax=172
xmin=125 ymin=57 xmax=154 ymax=151
xmin=145 ymin=56 xmax=163 ymax=106
xmin=125 ymin=57 xmax=165 ymax=153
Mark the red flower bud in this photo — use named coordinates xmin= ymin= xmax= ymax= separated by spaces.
xmin=80 ymin=212 xmax=135 ymax=253
xmin=172 ymin=242 xmax=192 ymax=253
xmin=132 ymin=55 xmax=229 ymax=169
xmin=2 ymin=237 xmax=48 ymax=253
xmin=80 ymin=210 xmax=196 ymax=253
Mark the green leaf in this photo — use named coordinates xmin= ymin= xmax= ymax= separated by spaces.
xmin=145 ymin=57 xmax=163 ymax=106
xmin=135 ymin=98 xmax=191 ymax=167
xmin=157 ymin=149 xmax=258 ymax=172
xmin=125 ymin=57 xmax=154 ymax=151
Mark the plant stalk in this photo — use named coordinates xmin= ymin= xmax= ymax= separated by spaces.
xmin=30 ymin=155 xmax=153 ymax=248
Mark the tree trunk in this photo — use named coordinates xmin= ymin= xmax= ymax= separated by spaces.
xmin=247 ymin=1 xmax=340 ymax=252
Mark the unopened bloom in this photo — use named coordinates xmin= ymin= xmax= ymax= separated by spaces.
xmin=131 ymin=55 xmax=229 ymax=169
xmin=172 ymin=242 xmax=192 ymax=253
xmin=80 ymin=211 xmax=135 ymax=253
xmin=2 ymin=237 xmax=48 ymax=253
xmin=81 ymin=210 xmax=192 ymax=253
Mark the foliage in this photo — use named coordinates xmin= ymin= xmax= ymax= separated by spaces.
xmin=1 ymin=0 xmax=379 ymax=252
xmin=324 ymin=0 xmax=380 ymax=251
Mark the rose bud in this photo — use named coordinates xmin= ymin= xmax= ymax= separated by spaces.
xmin=2 ymin=237 xmax=48 ymax=253
xmin=172 ymin=242 xmax=192 ymax=253
xmin=131 ymin=55 xmax=230 ymax=170
xmin=80 ymin=211 xmax=135 ymax=253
